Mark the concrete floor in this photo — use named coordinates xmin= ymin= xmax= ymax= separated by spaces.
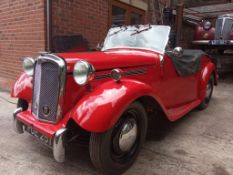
xmin=0 ymin=75 xmax=233 ymax=175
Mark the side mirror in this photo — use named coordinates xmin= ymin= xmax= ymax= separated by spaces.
xmin=173 ymin=47 xmax=183 ymax=57
xmin=96 ymin=42 xmax=103 ymax=51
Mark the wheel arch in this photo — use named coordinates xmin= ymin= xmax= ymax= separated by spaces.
xmin=136 ymin=95 xmax=167 ymax=119
xmin=199 ymin=62 xmax=217 ymax=100
xmin=68 ymin=79 xmax=169 ymax=133
xmin=11 ymin=73 xmax=33 ymax=101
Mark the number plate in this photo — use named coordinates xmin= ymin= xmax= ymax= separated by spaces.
xmin=25 ymin=126 xmax=53 ymax=147
xmin=210 ymin=40 xmax=230 ymax=45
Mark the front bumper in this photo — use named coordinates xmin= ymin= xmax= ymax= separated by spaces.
xmin=192 ymin=40 xmax=233 ymax=46
xmin=13 ymin=108 xmax=67 ymax=163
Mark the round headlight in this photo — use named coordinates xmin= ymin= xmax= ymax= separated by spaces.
xmin=73 ymin=60 xmax=95 ymax=85
xmin=203 ymin=21 xmax=212 ymax=30
xmin=23 ymin=57 xmax=35 ymax=76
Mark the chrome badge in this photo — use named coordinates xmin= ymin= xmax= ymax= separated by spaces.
xmin=42 ymin=106 xmax=50 ymax=116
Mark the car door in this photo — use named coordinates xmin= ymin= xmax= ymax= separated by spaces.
xmin=157 ymin=54 xmax=199 ymax=109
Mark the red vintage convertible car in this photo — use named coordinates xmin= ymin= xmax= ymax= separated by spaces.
xmin=12 ymin=25 xmax=217 ymax=175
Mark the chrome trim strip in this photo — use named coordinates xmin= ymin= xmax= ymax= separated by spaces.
xmin=95 ymin=74 xmax=111 ymax=80
xmin=13 ymin=107 xmax=24 ymax=134
xmin=123 ymin=69 xmax=146 ymax=76
xmin=95 ymin=69 xmax=146 ymax=80
xmin=53 ymin=128 xmax=67 ymax=163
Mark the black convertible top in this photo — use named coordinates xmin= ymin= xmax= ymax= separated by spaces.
xmin=167 ymin=49 xmax=207 ymax=76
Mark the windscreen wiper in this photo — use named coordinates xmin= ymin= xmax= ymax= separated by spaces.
xmin=109 ymin=26 xmax=128 ymax=37
xmin=131 ymin=25 xmax=152 ymax=36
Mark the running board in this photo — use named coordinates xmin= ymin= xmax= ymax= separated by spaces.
xmin=167 ymin=100 xmax=201 ymax=121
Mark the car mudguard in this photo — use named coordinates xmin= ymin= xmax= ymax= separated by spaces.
xmin=69 ymin=79 xmax=162 ymax=133
xmin=199 ymin=62 xmax=217 ymax=100
xmin=11 ymin=73 xmax=33 ymax=100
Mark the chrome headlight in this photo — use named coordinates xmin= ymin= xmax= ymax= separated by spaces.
xmin=203 ymin=21 xmax=212 ymax=30
xmin=23 ymin=57 xmax=35 ymax=76
xmin=73 ymin=60 xmax=95 ymax=85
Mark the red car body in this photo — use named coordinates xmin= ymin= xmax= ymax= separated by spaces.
xmin=12 ymin=49 xmax=217 ymax=135
xmin=11 ymin=25 xmax=217 ymax=174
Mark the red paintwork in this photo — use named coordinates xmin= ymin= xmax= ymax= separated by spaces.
xmin=194 ymin=24 xmax=215 ymax=41
xmin=12 ymin=48 xmax=217 ymax=135
xmin=194 ymin=21 xmax=233 ymax=41
xmin=11 ymin=73 xmax=33 ymax=101
xmin=58 ymin=49 xmax=159 ymax=73
xmin=67 ymin=46 xmax=88 ymax=52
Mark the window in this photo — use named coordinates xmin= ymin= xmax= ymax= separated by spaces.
xmin=110 ymin=1 xmax=145 ymax=27
xmin=112 ymin=5 xmax=126 ymax=26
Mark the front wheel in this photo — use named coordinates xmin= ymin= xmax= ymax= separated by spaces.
xmin=198 ymin=75 xmax=214 ymax=110
xmin=89 ymin=102 xmax=147 ymax=175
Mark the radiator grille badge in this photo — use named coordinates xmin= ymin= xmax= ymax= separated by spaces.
xmin=42 ymin=106 xmax=50 ymax=116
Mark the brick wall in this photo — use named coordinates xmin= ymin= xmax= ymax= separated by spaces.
xmin=52 ymin=0 xmax=109 ymax=49
xmin=0 ymin=0 xmax=46 ymax=88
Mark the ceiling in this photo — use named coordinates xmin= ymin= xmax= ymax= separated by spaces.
xmin=183 ymin=3 xmax=233 ymax=21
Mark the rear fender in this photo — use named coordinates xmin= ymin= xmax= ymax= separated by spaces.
xmin=70 ymin=79 xmax=156 ymax=133
xmin=199 ymin=62 xmax=216 ymax=100
xmin=11 ymin=73 xmax=33 ymax=101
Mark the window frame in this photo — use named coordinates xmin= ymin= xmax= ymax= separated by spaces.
xmin=109 ymin=0 xmax=146 ymax=27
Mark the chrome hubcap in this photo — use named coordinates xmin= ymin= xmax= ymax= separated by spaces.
xmin=118 ymin=118 xmax=138 ymax=152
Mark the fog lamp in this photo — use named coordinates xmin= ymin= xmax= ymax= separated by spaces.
xmin=23 ymin=57 xmax=35 ymax=76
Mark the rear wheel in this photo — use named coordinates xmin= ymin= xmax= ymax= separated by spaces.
xmin=198 ymin=75 xmax=214 ymax=110
xmin=89 ymin=102 xmax=147 ymax=175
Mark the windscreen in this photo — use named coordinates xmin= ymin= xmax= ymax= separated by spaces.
xmin=102 ymin=25 xmax=171 ymax=54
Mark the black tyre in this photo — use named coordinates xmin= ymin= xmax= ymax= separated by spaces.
xmin=198 ymin=75 xmax=214 ymax=110
xmin=17 ymin=99 xmax=28 ymax=110
xmin=89 ymin=102 xmax=148 ymax=175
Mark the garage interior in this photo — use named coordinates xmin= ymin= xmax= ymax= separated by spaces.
xmin=0 ymin=0 xmax=233 ymax=174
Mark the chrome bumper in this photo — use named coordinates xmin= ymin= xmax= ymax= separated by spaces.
xmin=192 ymin=40 xmax=233 ymax=45
xmin=13 ymin=108 xmax=24 ymax=134
xmin=53 ymin=128 xmax=67 ymax=163
xmin=192 ymin=40 xmax=210 ymax=45
xmin=13 ymin=108 xmax=67 ymax=163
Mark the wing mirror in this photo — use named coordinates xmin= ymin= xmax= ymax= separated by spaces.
xmin=96 ymin=42 xmax=103 ymax=51
xmin=173 ymin=47 xmax=183 ymax=57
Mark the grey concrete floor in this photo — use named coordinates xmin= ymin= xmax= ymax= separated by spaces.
xmin=0 ymin=75 xmax=233 ymax=175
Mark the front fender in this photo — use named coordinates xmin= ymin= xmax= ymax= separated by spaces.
xmin=70 ymin=79 xmax=153 ymax=133
xmin=11 ymin=73 xmax=33 ymax=100
xmin=199 ymin=62 xmax=216 ymax=100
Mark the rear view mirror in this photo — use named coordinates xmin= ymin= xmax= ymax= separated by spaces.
xmin=173 ymin=47 xmax=183 ymax=57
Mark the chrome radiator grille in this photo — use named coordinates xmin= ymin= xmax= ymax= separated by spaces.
xmin=215 ymin=18 xmax=233 ymax=40
xmin=32 ymin=55 xmax=66 ymax=123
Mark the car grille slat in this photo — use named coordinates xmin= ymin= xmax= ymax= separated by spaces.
xmin=215 ymin=18 xmax=223 ymax=40
xmin=32 ymin=56 xmax=65 ymax=123
xmin=215 ymin=18 xmax=233 ymax=40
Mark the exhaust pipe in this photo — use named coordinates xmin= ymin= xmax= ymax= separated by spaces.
xmin=53 ymin=128 xmax=67 ymax=163
xmin=13 ymin=108 xmax=24 ymax=134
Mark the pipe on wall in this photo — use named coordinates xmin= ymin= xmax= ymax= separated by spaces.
xmin=46 ymin=0 xmax=52 ymax=52
xmin=175 ymin=3 xmax=184 ymax=46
